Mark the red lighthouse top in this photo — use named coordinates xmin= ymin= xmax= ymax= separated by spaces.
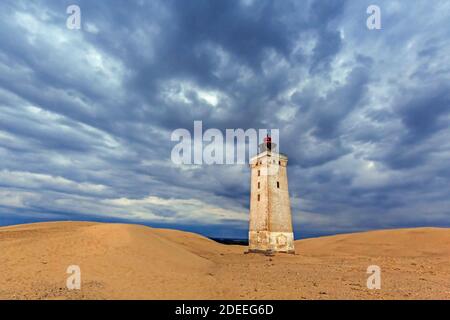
xmin=259 ymin=134 xmax=274 ymax=153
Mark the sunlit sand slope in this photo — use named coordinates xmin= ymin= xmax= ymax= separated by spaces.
xmin=0 ymin=222 xmax=449 ymax=299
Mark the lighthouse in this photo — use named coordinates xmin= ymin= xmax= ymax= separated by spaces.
xmin=248 ymin=135 xmax=295 ymax=254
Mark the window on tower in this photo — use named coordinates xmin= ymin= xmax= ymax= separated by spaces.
xmin=257 ymin=194 xmax=260 ymax=201
xmin=258 ymin=170 xmax=260 ymax=176
xmin=258 ymin=182 xmax=260 ymax=189
xmin=277 ymin=181 xmax=280 ymax=188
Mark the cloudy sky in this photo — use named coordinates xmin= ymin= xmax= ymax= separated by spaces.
xmin=0 ymin=0 xmax=449 ymax=238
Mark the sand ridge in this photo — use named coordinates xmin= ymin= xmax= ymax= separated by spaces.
xmin=0 ymin=222 xmax=449 ymax=299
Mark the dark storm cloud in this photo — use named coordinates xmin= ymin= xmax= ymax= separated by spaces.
xmin=398 ymin=86 xmax=450 ymax=143
xmin=0 ymin=0 xmax=449 ymax=237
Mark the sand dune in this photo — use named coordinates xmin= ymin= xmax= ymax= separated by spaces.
xmin=299 ymin=228 xmax=450 ymax=257
xmin=0 ymin=222 xmax=449 ymax=299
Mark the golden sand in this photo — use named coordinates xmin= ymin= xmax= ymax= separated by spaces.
xmin=0 ymin=222 xmax=449 ymax=299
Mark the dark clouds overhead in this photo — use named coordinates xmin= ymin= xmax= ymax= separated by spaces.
xmin=0 ymin=0 xmax=449 ymax=238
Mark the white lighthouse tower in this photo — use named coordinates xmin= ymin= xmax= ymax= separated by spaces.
xmin=248 ymin=135 xmax=295 ymax=254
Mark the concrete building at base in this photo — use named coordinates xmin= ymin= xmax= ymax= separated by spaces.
xmin=248 ymin=135 xmax=295 ymax=254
